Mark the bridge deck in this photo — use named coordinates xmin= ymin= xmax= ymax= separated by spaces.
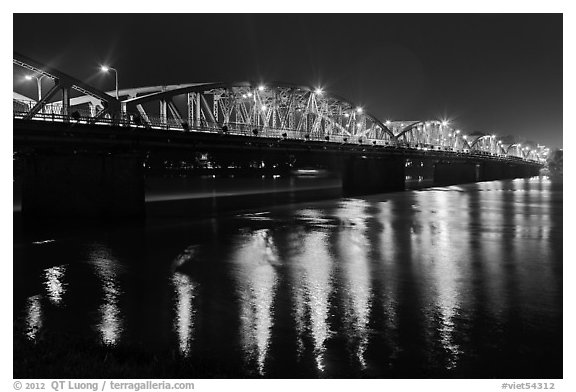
xmin=13 ymin=118 xmax=541 ymax=168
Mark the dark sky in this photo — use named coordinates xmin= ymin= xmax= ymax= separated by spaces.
xmin=13 ymin=13 xmax=563 ymax=148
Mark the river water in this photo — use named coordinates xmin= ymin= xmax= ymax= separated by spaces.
xmin=13 ymin=177 xmax=562 ymax=378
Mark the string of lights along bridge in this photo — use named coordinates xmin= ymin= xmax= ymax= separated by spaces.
xmin=13 ymin=53 xmax=549 ymax=163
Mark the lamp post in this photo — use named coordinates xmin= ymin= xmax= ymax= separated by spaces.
xmin=25 ymin=74 xmax=46 ymax=102
xmin=100 ymin=65 xmax=119 ymax=99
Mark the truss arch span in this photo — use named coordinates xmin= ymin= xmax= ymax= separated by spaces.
xmin=389 ymin=120 xmax=470 ymax=150
xmin=123 ymin=81 xmax=395 ymax=142
xmin=13 ymin=52 xmax=120 ymax=120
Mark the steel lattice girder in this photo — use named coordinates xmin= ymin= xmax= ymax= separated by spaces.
xmin=123 ymin=82 xmax=395 ymax=140
xmin=12 ymin=56 xmax=548 ymax=159
xmin=13 ymin=52 xmax=121 ymax=119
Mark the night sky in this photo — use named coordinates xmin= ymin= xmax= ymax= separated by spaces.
xmin=13 ymin=13 xmax=563 ymax=148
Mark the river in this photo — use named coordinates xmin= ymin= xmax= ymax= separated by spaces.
xmin=13 ymin=176 xmax=562 ymax=378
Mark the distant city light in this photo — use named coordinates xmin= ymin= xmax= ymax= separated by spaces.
xmin=441 ymin=120 xmax=449 ymax=127
xmin=258 ymin=85 xmax=265 ymax=91
xmin=261 ymin=105 xmax=267 ymax=111
xmin=242 ymin=94 xmax=247 ymax=98
xmin=356 ymin=107 xmax=363 ymax=113
xmin=491 ymin=134 xmax=496 ymax=138
xmin=247 ymin=92 xmax=253 ymax=97
xmin=344 ymin=113 xmax=350 ymax=117
xmin=315 ymin=88 xmax=323 ymax=95
xmin=385 ymin=120 xmax=391 ymax=125
xmin=456 ymin=130 xmax=461 ymax=134
xmin=357 ymin=122 xmax=362 ymax=127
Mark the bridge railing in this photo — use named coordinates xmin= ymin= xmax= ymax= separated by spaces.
xmin=13 ymin=100 xmax=540 ymax=163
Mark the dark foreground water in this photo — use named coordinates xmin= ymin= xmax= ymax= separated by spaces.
xmin=13 ymin=177 xmax=562 ymax=378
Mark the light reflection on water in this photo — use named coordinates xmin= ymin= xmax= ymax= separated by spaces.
xmin=43 ymin=265 xmax=67 ymax=305
xmin=289 ymin=209 xmax=334 ymax=372
xmin=14 ymin=177 xmax=562 ymax=377
xmin=231 ymin=229 xmax=279 ymax=375
xmin=88 ymin=245 xmax=123 ymax=346
xmin=25 ymin=295 xmax=42 ymax=341
xmin=475 ymin=180 xmax=508 ymax=318
xmin=413 ymin=189 xmax=469 ymax=369
xmin=172 ymin=272 xmax=195 ymax=356
xmin=376 ymin=201 xmax=400 ymax=363
xmin=335 ymin=199 xmax=372 ymax=370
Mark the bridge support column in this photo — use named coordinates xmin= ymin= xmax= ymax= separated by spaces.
xmin=405 ymin=158 xmax=435 ymax=182
xmin=517 ymin=164 xmax=538 ymax=178
xmin=342 ymin=156 xmax=405 ymax=195
xmin=22 ymin=152 xmax=145 ymax=219
xmin=502 ymin=164 xmax=535 ymax=179
xmin=62 ymin=87 xmax=70 ymax=119
xmin=479 ymin=161 xmax=505 ymax=181
xmin=433 ymin=161 xmax=479 ymax=186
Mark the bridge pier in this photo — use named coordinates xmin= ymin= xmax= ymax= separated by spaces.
xmin=405 ymin=158 xmax=436 ymax=181
xmin=22 ymin=152 xmax=145 ymax=219
xmin=479 ymin=161 xmax=505 ymax=181
xmin=342 ymin=156 xmax=405 ymax=195
xmin=502 ymin=164 xmax=535 ymax=179
xmin=433 ymin=161 xmax=479 ymax=186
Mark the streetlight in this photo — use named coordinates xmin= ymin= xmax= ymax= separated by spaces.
xmin=25 ymin=74 xmax=46 ymax=102
xmin=100 ymin=65 xmax=119 ymax=99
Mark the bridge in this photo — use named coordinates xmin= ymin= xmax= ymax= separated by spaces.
xmin=13 ymin=52 xmax=545 ymax=218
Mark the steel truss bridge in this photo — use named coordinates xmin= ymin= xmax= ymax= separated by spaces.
xmin=13 ymin=52 xmax=546 ymax=218
xmin=13 ymin=53 xmax=548 ymax=163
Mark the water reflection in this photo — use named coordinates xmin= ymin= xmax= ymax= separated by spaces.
xmin=232 ymin=229 xmax=279 ymax=375
xmin=376 ymin=201 xmax=400 ymax=361
xmin=25 ymin=295 xmax=42 ymax=341
xmin=172 ymin=272 xmax=195 ymax=356
xmin=43 ymin=265 xmax=67 ymax=305
xmin=88 ymin=245 xmax=123 ymax=346
xmin=289 ymin=210 xmax=334 ymax=371
xmin=412 ymin=189 xmax=469 ymax=369
xmin=474 ymin=181 xmax=507 ymax=318
xmin=508 ymin=178 xmax=558 ymax=326
xmin=335 ymin=199 xmax=372 ymax=369
xmin=13 ymin=177 xmax=562 ymax=378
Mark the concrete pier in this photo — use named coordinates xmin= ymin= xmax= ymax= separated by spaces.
xmin=433 ymin=161 xmax=479 ymax=186
xmin=342 ymin=155 xmax=405 ymax=195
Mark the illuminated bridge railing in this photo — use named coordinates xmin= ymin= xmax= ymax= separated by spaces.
xmin=13 ymin=101 xmax=540 ymax=163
